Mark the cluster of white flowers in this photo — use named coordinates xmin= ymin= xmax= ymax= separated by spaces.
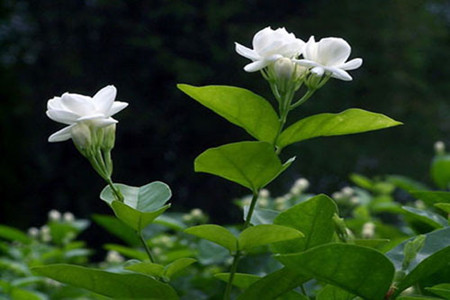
xmin=361 ymin=222 xmax=376 ymax=239
xmin=182 ymin=208 xmax=207 ymax=223
xmin=28 ymin=225 xmax=52 ymax=242
xmin=290 ymin=178 xmax=309 ymax=195
xmin=235 ymin=27 xmax=362 ymax=82
xmin=48 ymin=209 xmax=75 ymax=223
xmin=105 ymin=250 xmax=125 ymax=263
xmin=332 ymin=186 xmax=359 ymax=205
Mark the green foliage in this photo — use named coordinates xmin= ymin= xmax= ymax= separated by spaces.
xmin=194 ymin=141 xmax=294 ymax=192
xmin=238 ymin=224 xmax=303 ymax=251
xmin=32 ymin=264 xmax=179 ymax=299
xmin=92 ymin=214 xmax=141 ymax=246
xmin=426 ymin=283 xmax=450 ymax=299
xmin=277 ymin=109 xmax=402 ymax=148
xmin=214 ymin=273 xmax=260 ymax=288
xmin=100 ymin=182 xmax=172 ymax=231
xmin=0 ymin=226 xmax=31 ymax=245
xmin=272 ymin=194 xmax=337 ymax=253
xmin=184 ymin=224 xmax=237 ymax=252
xmin=401 ymin=206 xmax=448 ymax=229
xmin=387 ymin=227 xmax=450 ymax=297
xmin=277 ymin=243 xmax=395 ymax=300
xmin=177 ymin=84 xmax=280 ymax=143
xmin=431 ymin=155 xmax=450 ymax=189
xmin=316 ymin=285 xmax=356 ymax=300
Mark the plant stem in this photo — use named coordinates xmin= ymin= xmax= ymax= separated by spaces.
xmin=139 ymin=231 xmax=155 ymax=263
xmin=224 ymin=191 xmax=259 ymax=300
xmin=290 ymin=88 xmax=316 ymax=110
xmin=106 ymin=178 xmax=124 ymax=202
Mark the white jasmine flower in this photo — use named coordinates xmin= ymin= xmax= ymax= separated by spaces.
xmin=362 ymin=222 xmax=375 ymax=238
xmin=434 ymin=141 xmax=445 ymax=155
xmin=259 ymin=189 xmax=270 ymax=198
xmin=295 ymin=36 xmax=362 ymax=81
xmin=341 ymin=186 xmax=354 ymax=197
xmin=350 ymin=196 xmax=360 ymax=205
xmin=28 ymin=227 xmax=39 ymax=238
xmin=258 ymin=198 xmax=269 ymax=208
xmin=105 ymin=250 xmax=124 ymax=263
xmin=190 ymin=208 xmax=203 ymax=218
xmin=48 ymin=210 xmax=61 ymax=221
xmin=235 ymin=27 xmax=305 ymax=72
xmin=63 ymin=212 xmax=75 ymax=222
xmin=46 ymin=85 xmax=128 ymax=142
xmin=332 ymin=191 xmax=344 ymax=200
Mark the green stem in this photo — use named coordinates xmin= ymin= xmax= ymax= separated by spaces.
xmin=139 ymin=231 xmax=155 ymax=263
xmin=290 ymin=88 xmax=316 ymax=110
xmin=106 ymin=178 xmax=124 ymax=202
xmin=224 ymin=191 xmax=259 ymax=300
xmin=300 ymin=284 xmax=310 ymax=299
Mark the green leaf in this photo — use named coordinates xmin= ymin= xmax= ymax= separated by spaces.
xmin=431 ymin=155 xmax=450 ymax=189
xmin=386 ymin=175 xmax=430 ymax=192
xmin=243 ymin=207 xmax=279 ymax=226
xmin=401 ymin=206 xmax=448 ymax=229
xmin=238 ymin=224 xmax=303 ymax=251
xmin=0 ymin=225 xmax=31 ymax=244
xmin=100 ymin=182 xmax=172 ymax=231
xmin=277 ymin=243 xmax=395 ymax=300
xmin=32 ymin=264 xmax=178 ymax=299
xmin=272 ymin=194 xmax=337 ymax=253
xmin=237 ymin=267 xmax=309 ymax=300
xmin=277 ymin=108 xmax=402 ymax=148
xmin=92 ymin=214 xmax=141 ymax=246
xmin=195 ymin=141 xmax=293 ymax=191
xmin=214 ymin=273 xmax=261 ymax=288
xmin=387 ymin=227 xmax=450 ymax=296
xmin=164 ymin=258 xmax=196 ymax=279
xmin=396 ymin=296 xmax=444 ymax=300
xmin=427 ymin=283 xmax=450 ymax=299
xmin=316 ymin=285 xmax=356 ymax=300
xmin=435 ymin=203 xmax=450 ymax=214
xmin=125 ymin=262 xmax=165 ymax=277
xmin=9 ymin=288 xmax=45 ymax=300
xmin=111 ymin=201 xmax=170 ymax=232
xmin=354 ymin=239 xmax=390 ymax=250
xmin=409 ymin=191 xmax=450 ymax=206
xmin=184 ymin=225 xmax=237 ymax=252
xmin=177 ymin=84 xmax=280 ymax=142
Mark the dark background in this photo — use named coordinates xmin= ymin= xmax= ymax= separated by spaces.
xmin=1 ymin=0 xmax=450 ymax=230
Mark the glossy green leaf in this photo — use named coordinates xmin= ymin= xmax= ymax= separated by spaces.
xmin=32 ymin=264 xmax=178 ymax=299
xmin=92 ymin=214 xmax=141 ymax=246
xmin=427 ymin=283 xmax=450 ymax=299
xmin=111 ymin=201 xmax=170 ymax=231
xmin=177 ymin=84 xmax=280 ymax=142
xmin=238 ymin=224 xmax=303 ymax=251
xmin=272 ymin=194 xmax=337 ymax=253
xmin=316 ymin=285 xmax=356 ymax=300
xmin=0 ymin=225 xmax=31 ymax=244
xmin=431 ymin=155 xmax=450 ymax=189
xmin=396 ymin=296 xmax=444 ymax=300
xmin=214 ymin=273 xmax=261 ymax=288
xmin=277 ymin=243 xmax=395 ymax=300
xmin=9 ymin=288 xmax=44 ymax=300
xmin=409 ymin=191 xmax=450 ymax=206
xmin=237 ymin=267 xmax=309 ymax=300
xmin=435 ymin=203 xmax=450 ymax=214
xmin=100 ymin=182 xmax=172 ymax=231
xmin=243 ymin=206 xmax=279 ymax=225
xmin=125 ymin=262 xmax=165 ymax=277
xmin=354 ymin=239 xmax=390 ymax=250
xmin=401 ymin=206 xmax=448 ymax=229
xmin=277 ymin=108 xmax=402 ymax=148
xmin=184 ymin=225 xmax=237 ymax=252
xmin=195 ymin=141 xmax=294 ymax=191
xmin=164 ymin=258 xmax=196 ymax=279
xmin=387 ymin=227 xmax=450 ymax=297
xmin=386 ymin=175 xmax=430 ymax=192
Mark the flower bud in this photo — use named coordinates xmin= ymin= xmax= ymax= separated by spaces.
xmin=71 ymin=123 xmax=92 ymax=150
xmin=105 ymin=250 xmax=124 ymax=263
xmin=102 ymin=124 xmax=116 ymax=151
xmin=434 ymin=141 xmax=445 ymax=155
xmin=362 ymin=222 xmax=375 ymax=238
xmin=48 ymin=209 xmax=61 ymax=221
xmin=259 ymin=189 xmax=270 ymax=198
xmin=28 ymin=227 xmax=39 ymax=238
xmin=274 ymin=58 xmax=295 ymax=79
xmin=63 ymin=212 xmax=75 ymax=222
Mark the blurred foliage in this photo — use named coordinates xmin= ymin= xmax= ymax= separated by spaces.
xmin=1 ymin=0 xmax=450 ymax=232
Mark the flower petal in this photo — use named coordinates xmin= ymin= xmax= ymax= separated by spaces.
xmin=76 ymin=113 xmax=107 ymax=122
xmin=243 ymin=60 xmax=269 ymax=72
xmin=303 ymin=36 xmax=318 ymax=61
xmin=61 ymin=93 xmax=96 ymax=116
xmin=235 ymin=43 xmax=260 ymax=61
xmin=46 ymin=109 xmax=80 ymax=125
xmin=252 ymin=26 xmax=273 ymax=50
xmin=48 ymin=125 xmax=75 ymax=142
xmin=338 ymin=58 xmax=363 ymax=70
xmin=294 ymin=59 xmax=321 ymax=68
xmin=47 ymin=97 xmax=64 ymax=110
xmin=326 ymin=66 xmax=353 ymax=81
xmin=109 ymin=101 xmax=129 ymax=116
xmin=91 ymin=117 xmax=118 ymax=128
xmin=93 ymin=85 xmax=117 ymax=113
xmin=317 ymin=37 xmax=351 ymax=66
xmin=311 ymin=66 xmax=325 ymax=77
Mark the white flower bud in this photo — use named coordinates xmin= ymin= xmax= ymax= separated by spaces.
xmin=332 ymin=192 xmax=344 ymax=200
xmin=434 ymin=141 xmax=445 ymax=155
xmin=105 ymin=250 xmax=124 ymax=263
xmin=259 ymin=189 xmax=270 ymax=198
xmin=415 ymin=200 xmax=425 ymax=210
xmin=341 ymin=187 xmax=354 ymax=197
xmin=48 ymin=210 xmax=61 ymax=221
xmin=102 ymin=124 xmax=116 ymax=151
xmin=40 ymin=225 xmax=51 ymax=242
xmin=274 ymin=58 xmax=295 ymax=79
xmin=291 ymin=178 xmax=309 ymax=195
xmin=190 ymin=208 xmax=203 ymax=218
xmin=71 ymin=123 xmax=92 ymax=150
xmin=63 ymin=212 xmax=75 ymax=222
xmin=182 ymin=214 xmax=193 ymax=222
xmin=153 ymin=247 xmax=162 ymax=256
xmin=362 ymin=222 xmax=375 ymax=238
xmin=28 ymin=227 xmax=39 ymax=238
xmin=350 ymin=196 xmax=360 ymax=205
